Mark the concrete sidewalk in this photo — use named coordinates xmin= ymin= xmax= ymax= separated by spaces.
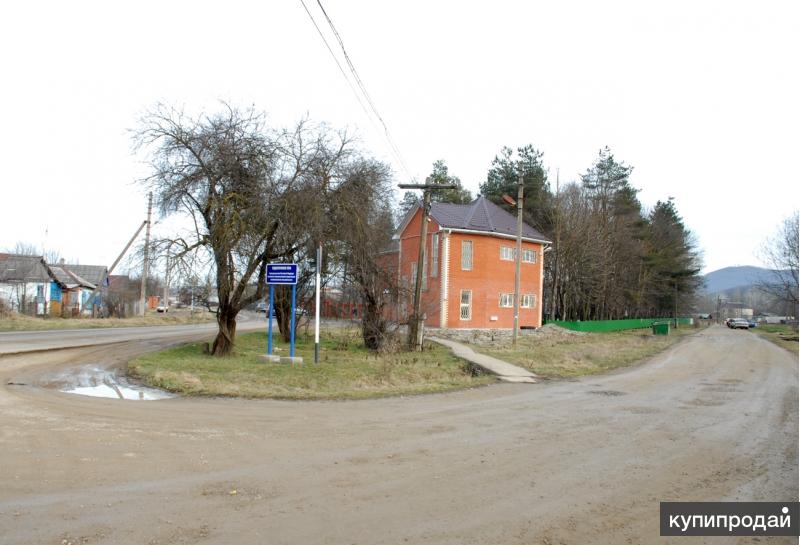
xmin=428 ymin=336 xmax=538 ymax=383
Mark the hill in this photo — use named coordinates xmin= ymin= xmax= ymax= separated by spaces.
xmin=702 ymin=266 xmax=781 ymax=294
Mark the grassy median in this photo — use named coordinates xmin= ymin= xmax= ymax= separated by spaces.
xmin=128 ymin=329 xmax=493 ymax=400
xmin=480 ymin=325 xmax=700 ymax=379
xmin=0 ymin=310 xmax=214 ymax=331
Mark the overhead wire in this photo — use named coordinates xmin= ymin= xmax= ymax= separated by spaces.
xmin=297 ymin=0 xmax=377 ymax=134
xmin=298 ymin=0 xmax=415 ymax=181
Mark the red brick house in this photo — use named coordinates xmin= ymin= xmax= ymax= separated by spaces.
xmin=387 ymin=196 xmax=551 ymax=329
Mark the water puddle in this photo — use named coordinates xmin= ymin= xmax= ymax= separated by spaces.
xmin=56 ymin=365 xmax=174 ymax=400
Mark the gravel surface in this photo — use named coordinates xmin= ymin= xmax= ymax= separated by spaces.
xmin=0 ymin=324 xmax=796 ymax=544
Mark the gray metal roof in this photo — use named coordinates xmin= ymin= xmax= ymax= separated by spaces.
xmin=58 ymin=264 xmax=107 ymax=285
xmin=47 ymin=265 xmax=98 ymax=289
xmin=428 ymin=197 xmax=551 ymax=242
xmin=0 ymin=254 xmax=50 ymax=283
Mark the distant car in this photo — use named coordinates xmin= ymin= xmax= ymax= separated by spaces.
xmin=724 ymin=318 xmax=733 ymax=328
xmin=747 ymin=319 xmax=758 ymax=328
xmin=730 ymin=318 xmax=750 ymax=330
xmin=255 ymin=302 xmax=268 ymax=313
xmin=156 ymin=305 xmax=168 ymax=313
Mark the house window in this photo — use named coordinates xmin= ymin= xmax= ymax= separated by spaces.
xmin=431 ymin=233 xmax=439 ymax=278
xmin=410 ymin=261 xmax=427 ymax=291
xmin=502 ymin=247 xmax=536 ymax=263
xmin=423 ymin=254 xmax=427 ymax=291
xmin=461 ymin=240 xmax=473 ymax=270
xmin=460 ymin=290 xmax=472 ymax=320
xmin=521 ymin=294 xmax=536 ymax=308
xmin=499 ymin=293 xmax=514 ymax=308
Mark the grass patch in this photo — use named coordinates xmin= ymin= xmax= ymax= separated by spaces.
xmin=0 ymin=310 xmax=215 ymax=332
xmin=128 ymin=329 xmax=494 ymax=400
xmin=480 ymin=326 xmax=700 ymax=379
xmin=753 ymin=324 xmax=799 ymax=354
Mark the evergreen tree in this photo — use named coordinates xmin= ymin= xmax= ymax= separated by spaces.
xmin=480 ymin=145 xmax=552 ymax=233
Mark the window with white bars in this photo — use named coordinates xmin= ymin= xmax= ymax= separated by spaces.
xmin=411 ymin=261 xmax=427 ymax=291
xmin=499 ymin=293 xmax=514 ymax=308
xmin=522 ymin=249 xmax=537 ymax=263
xmin=501 ymin=247 xmax=536 ymax=263
xmin=521 ymin=293 xmax=536 ymax=308
xmin=461 ymin=240 xmax=473 ymax=270
xmin=459 ymin=290 xmax=471 ymax=320
xmin=431 ymin=233 xmax=439 ymax=277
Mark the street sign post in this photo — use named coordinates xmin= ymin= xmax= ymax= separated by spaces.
xmin=265 ymin=264 xmax=300 ymax=361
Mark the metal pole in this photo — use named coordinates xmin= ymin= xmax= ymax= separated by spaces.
xmin=290 ymin=283 xmax=297 ymax=358
xmin=267 ymin=284 xmax=274 ymax=355
xmin=314 ymin=243 xmax=322 ymax=364
xmin=512 ymin=173 xmax=524 ymax=346
xmin=138 ymin=193 xmax=153 ymax=316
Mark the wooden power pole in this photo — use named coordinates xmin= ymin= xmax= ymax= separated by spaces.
xmin=398 ymin=182 xmax=457 ymax=351
xmin=512 ymin=172 xmax=524 ymax=347
xmin=138 ymin=192 xmax=153 ymax=316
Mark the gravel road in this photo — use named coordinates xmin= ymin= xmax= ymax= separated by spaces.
xmin=0 ymin=324 xmax=796 ymax=544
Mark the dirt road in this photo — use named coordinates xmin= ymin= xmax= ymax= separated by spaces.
xmin=0 ymin=325 xmax=796 ymax=544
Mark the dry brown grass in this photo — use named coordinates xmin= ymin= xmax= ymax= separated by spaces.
xmin=481 ymin=326 xmax=700 ymax=378
xmin=0 ymin=309 xmax=215 ymax=331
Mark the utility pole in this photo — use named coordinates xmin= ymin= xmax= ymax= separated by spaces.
xmin=674 ymin=278 xmax=678 ymax=328
xmin=512 ymin=171 xmax=524 ymax=347
xmin=83 ymin=219 xmax=148 ymax=315
xmin=314 ymin=242 xmax=322 ymax=364
xmin=398 ymin=181 xmax=457 ymax=351
xmin=138 ymin=192 xmax=153 ymax=316
xmin=163 ymin=255 xmax=170 ymax=312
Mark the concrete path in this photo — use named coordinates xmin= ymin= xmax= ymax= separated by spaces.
xmin=428 ymin=336 xmax=538 ymax=383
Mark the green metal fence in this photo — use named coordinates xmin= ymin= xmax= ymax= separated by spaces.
xmin=543 ymin=317 xmax=693 ymax=332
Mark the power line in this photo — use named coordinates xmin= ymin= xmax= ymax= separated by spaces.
xmin=314 ymin=0 xmax=413 ymax=180
xmin=297 ymin=0 xmax=376 ymax=133
xmin=299 ymin=0 xmax=415 ymax=181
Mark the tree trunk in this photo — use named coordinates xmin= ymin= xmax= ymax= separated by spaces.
xmin=361 ymin=293 xmax=385 ymax=350
xmin=211 ymin=310 xmax=237 ymax=356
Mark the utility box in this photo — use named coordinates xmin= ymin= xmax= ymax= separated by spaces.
xmin=652 ymin=322 xmax=670 ymax=335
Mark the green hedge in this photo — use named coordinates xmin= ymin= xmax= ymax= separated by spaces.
xmin=544 ymin=317 xmax=693 ymax=332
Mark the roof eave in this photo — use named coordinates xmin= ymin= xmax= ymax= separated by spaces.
xmin=446 ymin=227 xmax=552 ymax=245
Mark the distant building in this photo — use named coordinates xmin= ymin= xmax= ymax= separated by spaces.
xmin=383 ymin=197 xmax=551 ymax=329
xmin=0 ymin=254 xmax=107 ymax=316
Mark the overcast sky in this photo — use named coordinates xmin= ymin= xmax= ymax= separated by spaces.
xmin=1 ymin=0 xmax=797 ymax=275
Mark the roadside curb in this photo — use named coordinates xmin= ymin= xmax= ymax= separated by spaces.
xmin=427 ymin=336 xmax=538 ymax=384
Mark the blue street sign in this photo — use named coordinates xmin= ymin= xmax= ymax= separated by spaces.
xmin=266 ymin=263 xmax=298 ymax=285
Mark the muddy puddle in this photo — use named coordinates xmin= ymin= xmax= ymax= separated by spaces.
xmin=52 ymin=365 xmax=174 ymax=400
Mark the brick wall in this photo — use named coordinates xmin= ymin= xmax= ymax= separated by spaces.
xmin=394 ymin=208 xmax=545 ymax=329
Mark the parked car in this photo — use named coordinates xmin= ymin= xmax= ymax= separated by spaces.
xmin=730 ymin=318 xmax=750 ymax=330
xmin=156 ymin=305 xmax=168 ymax=313
xmin=747 ymin=319 xmax=758 ymax=328
xmin=724 ymin=318 xmax=733 ymax=328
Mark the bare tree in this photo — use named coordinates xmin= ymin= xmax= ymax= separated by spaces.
xmin=136 ymin=104 xmax=292 ymax=355
xmin=329 ymin=158 xmax=398 ymax=349
xmin=757 ymin=212 xmax=799 ymax=313
xmin=134 ymin=104 xmax=360 ymax=355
